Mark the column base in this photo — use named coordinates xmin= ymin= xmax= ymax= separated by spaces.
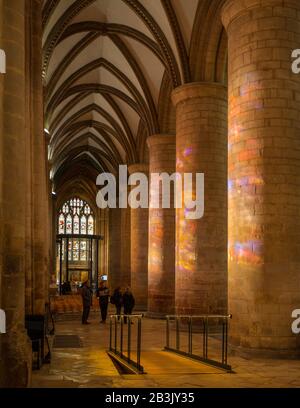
xmin=145 ymin=311 xmax=168 ymax=320
xmin=0 ymin=330 xmax=32 ymax=387
xmin=229 ymin=344 xmax=300 ymax=360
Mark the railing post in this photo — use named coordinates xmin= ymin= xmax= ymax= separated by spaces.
xmin=176 ymin=318 xmax=180 ymax=351
xmin=109 ymin=317 xmax=112 ymax=351
xmin=222 ymin=319 xmax=225 ymax=364
xmin=202 ymin=317 xmax=206 ymax=358
xmin=188 ymin=317 xmax=192 ymax=355
xmin=128 ymin=316 xmax=131 ymax=363
xmin=114 ymin=316 xmax=117 ymax=353
xmin=120 ymin=315 xmax=124 ymax=357
xmin=137 ymin=317 xmax=141 ymax=371
xmin=205 ymin=317 xmax=208 ymax=359
xmin=224 ymin=318 xmax=228 ymax=365
xmin=166 ymin=316 xmax=170 ymax=349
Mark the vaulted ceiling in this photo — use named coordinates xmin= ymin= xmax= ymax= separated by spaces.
xmin=43 ymin=0 xmax=227 ymax=189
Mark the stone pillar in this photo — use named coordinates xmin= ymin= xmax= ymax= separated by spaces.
xmin=147 ymin=135 xmax=176 ymax=316
xmin=0 ymin=0 xmax=4 ymax=374
xmin=172 ymin=83 xmax=228 ymax=315
xmin=108 ymin=207 xmax=122 ymax=290
xmin=128 ymin=164 xmax=149 ymax=311
xmin=0 ymin=0 xmax=32 ymax=387
xmin=222 ymin=0 xmax=300 ymax=355
xmin=120 ymin=206 xmax=131 ymax=287
xmin=26 ymin=0 xmax=49 ymax=315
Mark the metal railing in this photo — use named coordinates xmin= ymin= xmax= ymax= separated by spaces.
xmin=109 ymin=314 xmax=143 ymax=373
xmin=165 ymin=314 xmax=232 ymax=371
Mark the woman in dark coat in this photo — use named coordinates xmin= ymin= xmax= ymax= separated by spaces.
xmin=81 ymin=280 xmax=93 ymax=324
xmin=111 ymin=286 xmax=123 ymax=320
xmin=96 ymin=280 xmax=110 ymax=323
xmin=122 ymin=287 xmax=135 ymax=324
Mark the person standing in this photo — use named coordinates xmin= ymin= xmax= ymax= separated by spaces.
xmin=97 ymin=280 xmax=110 ymax=323
xmin=110 ymin=286 xmax=123 ymax=320
xmin=123 ymin=287 xmax=135 ymax=324
xmin=81 ymin=280 xmax=93 ymax=325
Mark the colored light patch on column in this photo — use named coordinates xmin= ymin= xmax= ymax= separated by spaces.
xmin=183 ymin=147 xmax=192 ymax=157
xmin=177 ymin=224 xmax=198 ymax=273
xmin=176 ymin=158 xmax=184 ymax=169
xmin=228 ymin=176 xmax=264 ymax=193
xmin=228 ymin=240 xmax=263 ymax=265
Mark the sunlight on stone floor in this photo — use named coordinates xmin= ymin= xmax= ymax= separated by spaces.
xmin=32 ymin=315 xmax=300 ymax=388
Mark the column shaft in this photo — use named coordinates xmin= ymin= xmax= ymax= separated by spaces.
xmin=0 ymin=0 xmax=32 ymax=387
xmin=108 ymin=207 xmax=122 ymax=290
xmin=172 ymin=82 xmax=228 ymax=315
xmin=147 ymin=135 xmax=176 ymax=316
xmin=222 ymin=0 xmax=300 ymax=354
xmin=25 ymin=0 xmax=49 ymax=315
xmin=128 ymin=164 xmax=149 ymax=311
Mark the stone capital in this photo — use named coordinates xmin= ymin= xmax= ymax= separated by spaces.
xmin=147 ymin=134 xmax=175 ymax=149
xmin=127 ymin=163 xmax=148 ymax=175
xmin=171 ymin=82 xmax=227 ymax=108
xmin=221 ymin=0 xmax=300 ymax=31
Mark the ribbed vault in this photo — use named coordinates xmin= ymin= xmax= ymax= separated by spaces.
xmin=43 ymin=0 xmax=226 ymax=188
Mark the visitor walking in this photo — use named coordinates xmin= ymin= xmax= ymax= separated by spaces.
xmin=97 ymin=280 xmax=110 ymax=323
xmin=110 ymin=286 xmax=123 ymax=320
xmin=81 ymin=280 xmax=93 ymax=325
xmin=123 ymin=287 xmax=135 ymax=324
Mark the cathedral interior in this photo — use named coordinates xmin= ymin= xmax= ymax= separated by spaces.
xmin=1 ymin=0 xmax=300 ymax=389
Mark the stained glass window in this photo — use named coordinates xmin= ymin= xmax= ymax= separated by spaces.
xmin=88 ymin=215 xmax=94 ymax=235
xmin=81 ymin=215 xmax=87 ymax=234
xmin=74 ymin=215 xmax=80 ymax=234
xmin=57 ymin=197 xmax=95 ymax=261
xmin=80 ymin=240 xmax=87 ymax=261
xmin=66 ymin=214 xmax=72 ymax=234
xmin=58 ymin=214 xmax=65 ymax=234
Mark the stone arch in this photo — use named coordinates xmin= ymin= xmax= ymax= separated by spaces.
xmin=189 ymin=0 xmax=227 ymax=84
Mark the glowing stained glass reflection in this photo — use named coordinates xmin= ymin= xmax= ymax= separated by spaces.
xmin=183 ymin=147 xmax=192 ymax=157
xmin=228 ymin=240 xmax=263 ymax=265
xmin=228 ymin=176 xmax=264 ymax=194
xmin=176 ymin=212 xmax=198 ymax=273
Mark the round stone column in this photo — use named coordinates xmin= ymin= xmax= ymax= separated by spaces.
xmin=0 ymin=0 xmax=32 ymax=387
xmin=128 ymin=164 xmax=149 ymax=311
xmin=172 ymin=82 xmax=228 ymax=315
xmin=147 ymin=135 xmax=176 ymax=316
xmin=25 ymin=0 xmax=49 ymax=315
xmin=222 ymin=0 xmax=300 ymax=355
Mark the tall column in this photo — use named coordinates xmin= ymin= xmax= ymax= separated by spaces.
xmin=147 ymin=135 xmax=176 ymax=316
xmin=172 ymin=83 xmax=228 ymax=315
xmin=128 ymin=164 xmax=149 ymax=311
xmin=0 ymin=0 xmax=4 ymax=374
xmin=222 ymin=0 xmax=300 ymax=355
xmin=0 ymin=0 xmax=32 ymax=387
xmin=120 ymin=206 xmax=131 ymax=286
xmin=108 ymin=207 xmax=122 ymax=290
xmin=25 ymin=0 xmax=49 ymax=315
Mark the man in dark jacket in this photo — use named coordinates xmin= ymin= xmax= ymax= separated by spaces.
xmin=123 ymin=287 xmax=135 ymax=324
xmin=81 ymin=280 xmax=93 ymax=324
xmin=111 ymin=287 xmax=123 ymax=320
xmin=96 ymin=280 xmax=110 ymax=323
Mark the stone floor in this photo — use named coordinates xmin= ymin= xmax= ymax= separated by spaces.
xmin=32 ymin=312 xmax=300 ymax=388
